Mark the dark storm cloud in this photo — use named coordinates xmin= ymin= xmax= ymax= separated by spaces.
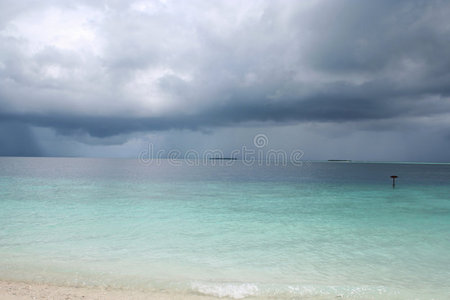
xmin=0 ymin=121 xmax=41 ymax=156
xmin=0 ymin=0 xmax=450 ymax=147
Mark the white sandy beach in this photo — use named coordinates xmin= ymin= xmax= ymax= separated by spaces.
xmin=0 ymin=280 xmax=218 ymax=300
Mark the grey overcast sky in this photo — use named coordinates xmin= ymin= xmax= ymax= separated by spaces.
xmin=1 ymin=0 xmax=450 ymax=161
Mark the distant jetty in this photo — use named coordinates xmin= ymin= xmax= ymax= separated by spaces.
xmin=328 ymin=160 xmax=352 ymax=163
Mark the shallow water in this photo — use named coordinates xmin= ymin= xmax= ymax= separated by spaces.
xmin=0 ymin=158 xmax=449 ymax=299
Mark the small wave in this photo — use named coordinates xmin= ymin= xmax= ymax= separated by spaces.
xmin=191 ymin=281 xmax=394 ymax=299
xmin=191 ymin=281 xmax=259 ymax=299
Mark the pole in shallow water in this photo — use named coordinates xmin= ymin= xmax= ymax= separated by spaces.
xmin=390 ymin=175 xmax=398 ymax=188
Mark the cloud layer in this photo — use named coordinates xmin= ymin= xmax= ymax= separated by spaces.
xmin=1 ymin=0 xmax=450 ymax=159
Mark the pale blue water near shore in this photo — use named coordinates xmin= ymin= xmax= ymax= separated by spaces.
xmin=0 ymin=157 xmax=449 ymax=299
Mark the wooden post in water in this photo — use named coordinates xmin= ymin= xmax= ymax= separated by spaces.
xmin=390 ymin=175 xmax=398 ymax=188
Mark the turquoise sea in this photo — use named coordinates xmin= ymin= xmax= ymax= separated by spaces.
xmin=0 ymin=157 xmax=449 ymax=299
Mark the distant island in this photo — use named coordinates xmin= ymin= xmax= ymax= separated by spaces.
xmin=209 ymin=157 xmax=238 ymax=160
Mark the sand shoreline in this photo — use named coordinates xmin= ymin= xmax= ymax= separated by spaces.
xmin=0 ymin=280 xmax=217 ymax=300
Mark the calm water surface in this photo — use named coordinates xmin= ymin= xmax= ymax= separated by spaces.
xmin=0 ymin=158 xmax=449 ymax=299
